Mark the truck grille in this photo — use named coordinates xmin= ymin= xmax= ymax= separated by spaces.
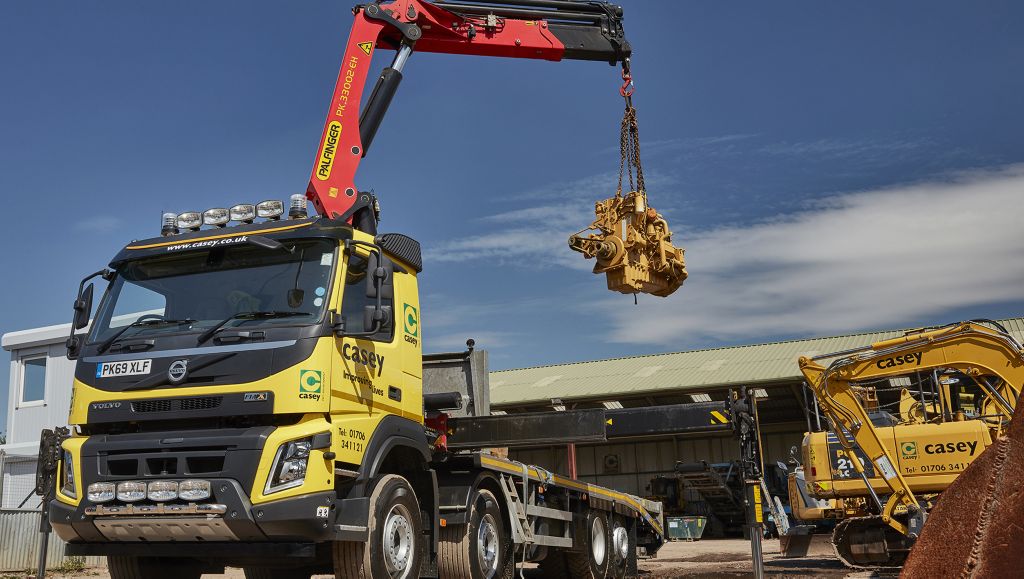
xmin=132 ymin=397 xmax=222 ymax=413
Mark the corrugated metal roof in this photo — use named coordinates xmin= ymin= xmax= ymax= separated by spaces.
xmin=490 ymin=318 xmax=1024 ymax=407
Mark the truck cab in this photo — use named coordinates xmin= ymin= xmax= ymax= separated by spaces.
xmin=53 ymin=202 xmax=440 ymax=576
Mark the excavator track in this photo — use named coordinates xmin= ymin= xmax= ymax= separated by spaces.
xmin=831 ymin=515 xmax=913 ymax=570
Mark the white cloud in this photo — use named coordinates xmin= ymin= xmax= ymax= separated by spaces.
xmin=599 ymin=164 xmax=1024 ymax=344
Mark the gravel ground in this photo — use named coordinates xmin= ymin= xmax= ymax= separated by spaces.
xmin=5 ymin=535 xmax=887 ymax=579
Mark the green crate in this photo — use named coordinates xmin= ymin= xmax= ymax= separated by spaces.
xmin=666 ymin=516 xmax=707 ymax=541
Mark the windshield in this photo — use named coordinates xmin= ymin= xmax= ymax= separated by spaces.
xmin=88 ymin=238 xmax=336 ymax=344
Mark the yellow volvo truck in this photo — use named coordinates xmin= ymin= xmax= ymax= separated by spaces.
xmin=796 ymin=320 xmax=1023 ymax=568
xmin=47 ymin=207 xmax=664 ymax=579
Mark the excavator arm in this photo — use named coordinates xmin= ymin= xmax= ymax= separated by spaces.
xmin=306 ymin=0 xmax=630 ymax=230
xmin=799 ymin=321 xmax=1024 ymax=543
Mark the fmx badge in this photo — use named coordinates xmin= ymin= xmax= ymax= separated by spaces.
xmin=403 ymin=303 xmax=419 ymax=346
xmin=358 ymin=41 xmax=373 ymax=56
xmin=316 ymin=121 xmax=342 ymax=181
xmin=901 ymin=441 xmax=919 ymax=458
xmin=299 ymin=369 xmax=323 ymax=401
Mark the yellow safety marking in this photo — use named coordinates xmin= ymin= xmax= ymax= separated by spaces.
xmin=606 ymin=418 xmax=613 ymax=426
xmin=710 ymin=410 xmax=728 ymax=424
xmin=479 ymin=455 xmax=664 ymax=537
xmin=126 ymin=221 xmax=312 ymax=250
xmin=358 ymin=41 xmax=373 ymax=55
xmin=753 ymin=485 xmax=763 ymax=523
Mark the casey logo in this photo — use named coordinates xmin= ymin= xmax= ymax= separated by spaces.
xmin=403 ymin=303 xmax=419 ymax=346
xmin=299 ymin=369 xmax=323 ymax=401
xmin=901 ymin=442 xmax=918 ymax=458
xmin=876 ymin=352 xmax=922 ymax=369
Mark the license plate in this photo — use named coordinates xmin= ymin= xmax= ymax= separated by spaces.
xmin=96 ymin=359 xmax=152 ymax=378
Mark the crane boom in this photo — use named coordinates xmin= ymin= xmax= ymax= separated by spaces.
xmin=305 ymin=0 xmax=630 ymax=230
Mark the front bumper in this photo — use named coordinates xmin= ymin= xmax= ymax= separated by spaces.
xmin=51 ymin=479 xmax=337 ymax=545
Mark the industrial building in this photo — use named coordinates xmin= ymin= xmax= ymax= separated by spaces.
xmin=3 ymin=317 xmax=1022 ymax=523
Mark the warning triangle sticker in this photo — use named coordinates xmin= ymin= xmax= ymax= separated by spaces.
xmin=358 ymin=42 xmax=373 ymax=56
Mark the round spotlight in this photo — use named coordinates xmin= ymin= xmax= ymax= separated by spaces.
xmin=230 ymin=204 xmax=256 ymax=223
xmin=256 ymin=200 xmax=284 ymax=220
xmin=203 ymin=208 xmax=230 ymax=227
xmin=177 ymin=212 xmax=202 ymax=231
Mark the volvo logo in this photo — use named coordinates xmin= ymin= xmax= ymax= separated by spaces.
xmin=167 ymin=359 xmax=189 ymax=384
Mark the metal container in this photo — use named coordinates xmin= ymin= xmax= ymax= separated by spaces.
xmin=666 ymin=516 xmax=707 ymax=541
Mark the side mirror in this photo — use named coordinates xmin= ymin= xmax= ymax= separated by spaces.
xmin=365 ymin=252 xmax=394 ymax=300
xmin=363 ymin=305 xmax=393 ymax=334
xmin=74 ymin=283 xmax=94 ymax=330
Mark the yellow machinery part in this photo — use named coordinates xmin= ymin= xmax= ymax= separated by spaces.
xmin=568 ymin=190 xmax=687 ymax=297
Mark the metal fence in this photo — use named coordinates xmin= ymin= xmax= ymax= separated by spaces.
xmin=0 ymin=510 xmax=104 ymax=572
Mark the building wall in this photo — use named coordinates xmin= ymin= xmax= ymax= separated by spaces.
xmin=2 ymin=329 xmax=76 ymax=510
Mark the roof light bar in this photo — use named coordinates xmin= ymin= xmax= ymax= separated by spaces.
xmin=602 ymin=401 xmax=623 ymax=409
xmin=230 ymin=204 xmax=256 ymax=224
xmin=257 ymin=200 xmax=284 ymax=220
xmin=203 ymin=208 xmax=230 ymax=227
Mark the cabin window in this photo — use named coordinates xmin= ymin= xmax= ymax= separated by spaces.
xmin=20 ymin=356 xmax=46 ymax=405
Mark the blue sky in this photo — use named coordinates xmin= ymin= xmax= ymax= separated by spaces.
xmin=2 ymin=1 xmax=1024 ymax=435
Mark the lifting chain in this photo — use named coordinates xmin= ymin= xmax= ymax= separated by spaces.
xmin=567 ymin=60 xmax=688 ymax=298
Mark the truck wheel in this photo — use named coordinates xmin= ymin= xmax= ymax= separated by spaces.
xmin=438 ymin=489 xmax=513 ymax=579
xmin=607 ymin=515 xmax=635 ymax=579
xmin=243 ymin=566 xmax=313 ymax=579
xmin=108 ymin=556 xmax=201 ymax=579
xmin=567 ymin=510 xmax=612 ymax=579
xmin=333 ymin=474 xmax=423 ymax=579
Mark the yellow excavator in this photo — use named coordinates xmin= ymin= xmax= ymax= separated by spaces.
xmin=797 ymin=320 xmax=1023 ymax=568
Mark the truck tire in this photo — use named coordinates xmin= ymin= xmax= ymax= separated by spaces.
xmin=243 ymin=566 xmax=313 ymax=579
xmin=607 ymin=515 xmax=636 ymax=579
xmin=566 ymin=510 xmax=612 ymax=579
xmin=333 ymin=474 xmax=423 ymax=579
xmin=438 ymin=489 xmax=513 ymax=579
xmin=107 ymin=556 xmax=201 ymax=579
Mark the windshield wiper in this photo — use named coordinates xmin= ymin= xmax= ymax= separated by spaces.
xmin=97 ymin=318 xmax=197 ymax=354
xmin=196 ymin=311 xmax=311 ymax=345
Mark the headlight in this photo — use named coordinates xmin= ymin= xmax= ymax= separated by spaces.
xmin=116 ymin=481 xmax=146 ymax=502
xmin=148 ymin=481 xmax=178 ymax=502
xmin=203 ymin=208 xmax=230 ymax=227
xmin=265 ymin=438 xmax=312 ymax=494
xmin=87 ymin=482 xmax=115 ymax=503
xmin=178 ymin=479 xmax=211 ymax=501
xmin=230 ymin=204 xmax=256 ymax=223
xmin=60 ymin=451 xmax=76 ymax=499
xmin=256 ymin=200 xmax=284 ymax=220
xmin=176 ymin=212 xmax=202 ymax=230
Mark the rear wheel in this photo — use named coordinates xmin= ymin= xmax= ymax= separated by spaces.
xmin=567 ymin=510 xmax=612 ymax=579
xmin=438 ymin=488 xmax=513 ymax=579
xmin=333 ymin=474 xmax=423 ymax=579
xmin=607 ymin=515 xmax=636 ymax=579
xmin=107 ymin=556 xmax=202 ymax=579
